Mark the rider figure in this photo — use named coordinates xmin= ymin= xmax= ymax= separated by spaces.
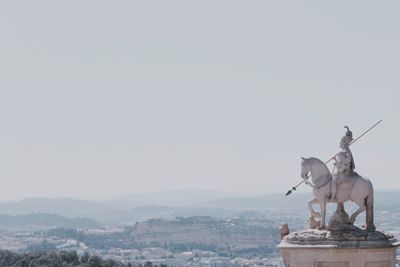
xmin=340 ymin=126 xmax=356 ymax=175
xmin=331 ymin=126 xmax=356 ymax=201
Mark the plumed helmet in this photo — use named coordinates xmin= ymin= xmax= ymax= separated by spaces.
xmin=344 ymin=126 xmax=353 ymax=139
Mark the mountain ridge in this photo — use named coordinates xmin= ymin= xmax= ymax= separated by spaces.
xmin=0 ymin=189 xmax=399 ymax=226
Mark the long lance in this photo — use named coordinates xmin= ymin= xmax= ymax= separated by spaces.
xmin=285 ymin=119 xmax=383 ymax=196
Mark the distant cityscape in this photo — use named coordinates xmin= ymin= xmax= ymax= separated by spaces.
xmin=0 ymin=190 xmax=400 ymax=266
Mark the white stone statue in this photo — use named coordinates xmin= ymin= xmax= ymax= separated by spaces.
xmin=301 ymin=155 xmax=375 ymax=231
xmin=279 ymin=122 xmax=399 ymax=267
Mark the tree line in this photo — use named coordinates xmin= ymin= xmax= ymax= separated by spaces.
xmin=0 ymin=250 xmax=166 ymax=267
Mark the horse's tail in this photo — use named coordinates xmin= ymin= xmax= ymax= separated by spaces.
xmin=365 ymin=187 xmax=375 ymax=231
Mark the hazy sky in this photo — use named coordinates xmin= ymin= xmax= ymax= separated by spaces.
xmin=0 ymin=1 xmax=399 ymax=201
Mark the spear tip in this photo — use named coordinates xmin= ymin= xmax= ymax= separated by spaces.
xmin=285 ymin=187 xmax=296 ymax=196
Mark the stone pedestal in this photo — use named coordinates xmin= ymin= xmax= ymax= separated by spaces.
xmin=278 ymin=229 xmax=400 ymax=267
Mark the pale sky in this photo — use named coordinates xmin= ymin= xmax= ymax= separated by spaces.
xmin=0 ymin=1 xmax=399 ymax=201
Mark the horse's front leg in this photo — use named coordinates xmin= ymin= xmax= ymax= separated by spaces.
xmin=308 ymin=198 xmax=321 ymax=218
xmin=319 ymin=201 xmax=327 ymax=229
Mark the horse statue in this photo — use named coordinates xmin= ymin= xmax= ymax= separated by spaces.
xmin=300 ymin=153 xmax=375 ymax=231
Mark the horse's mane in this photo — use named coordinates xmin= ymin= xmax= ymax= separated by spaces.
xmin=307 ymin=157 xmax=330 ymax=173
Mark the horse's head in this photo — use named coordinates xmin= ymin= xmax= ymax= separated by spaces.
xmin=335 ymin=152 xmax=352 ymax=173
xmin=300 ymin=157 xmax=311 ymax=179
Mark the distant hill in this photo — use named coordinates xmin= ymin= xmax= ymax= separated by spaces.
xmin=0 ymin=213 xmax=101 ymax=228
xmin=374 ymin=190 xmax=400 ymax=210
xmin=0 ymin=198 xmax=123 ymax=223
xmin=0 ymin=198 xmax=110 ymax=215
xmin=204 ymin=192 xmax=310 ymax=211
xmin=108 ymin=188 xmax=251 ymax=208
xmin=49 ymin=216 xmax=279 ymax=257
xmin=117 ymin=205 xmax=238 ymax=225
xmin=0 ymin=189 xmax=399 ymax=226
xmin=198 ymin=190 xmax=400 ymax=212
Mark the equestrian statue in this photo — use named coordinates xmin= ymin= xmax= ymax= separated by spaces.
xmin=292 ymin=122 xmax=383 ymax=232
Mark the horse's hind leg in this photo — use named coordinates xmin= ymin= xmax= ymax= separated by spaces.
xmin=308 ymin=198 xmax=321 ymax=218
xmin=366 ymin=193 xmax=375 ymax=231
xmin=319 ymin=201 xmax=327 ymax=229
xmin=349 ymin=199 xmax=366 ymax=224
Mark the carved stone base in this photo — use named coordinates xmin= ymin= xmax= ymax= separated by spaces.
xmin=278 ymin=229 xmax=399 ymax=267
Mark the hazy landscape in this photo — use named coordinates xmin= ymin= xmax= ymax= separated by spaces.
xmin=0 ymin=189 xmax=400 ymax=266
xmin=1 ymin=0 xmax=400 ymax=266
xmin=1 ymin=189 xmax=400 ymax=225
